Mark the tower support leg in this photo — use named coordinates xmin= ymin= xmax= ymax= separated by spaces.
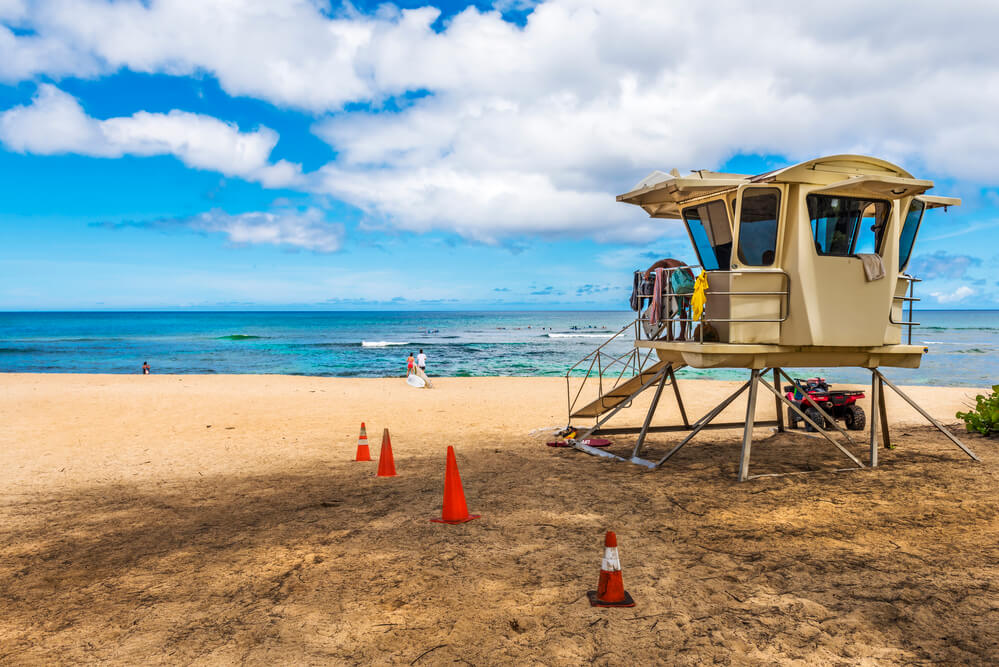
xmin=878 ymin=375 xmax=892 ymax=450
xmin=669 ymin=364 xmax=690 ymax=428
xmin=772 ymin=369 xmax=785 ymax=432
xmin=869 ymin=370 xmax=880 ymax=467
xmin=738 ymin=370 xmax=761 ymax=482
xmin=632 ymin=366 xmax=670 ymax=458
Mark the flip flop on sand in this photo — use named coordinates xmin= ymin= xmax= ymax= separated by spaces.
xmin=546 ymin=438 xmax=612 ymax=448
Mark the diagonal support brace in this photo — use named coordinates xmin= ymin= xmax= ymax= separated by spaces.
xmin=874 ymin=370 xmax=979 ymax=461
xmin=777 ymin=369 xmax=859 ymax=447
xmin=757 ymin=377 xmax=866 ymax=469
xmin=655 ymin=376 xmax=755 ymax=467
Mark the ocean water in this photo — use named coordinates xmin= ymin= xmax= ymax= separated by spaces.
xmin=0 ymin=310 xmax=997 ymax=387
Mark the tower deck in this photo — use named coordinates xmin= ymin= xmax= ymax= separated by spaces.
xmin=636 ymin=341 xmax=927 ymax=370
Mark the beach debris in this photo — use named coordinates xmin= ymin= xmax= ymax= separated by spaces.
xmin=546 ymin=438 xmax=611 ymax=448
xmin=430 ymin=446 xmax=480 ymax=524
xmin=376 ymin=428 xmax=397 ymax=477
xmin=410 ymin=644 xmax=447 ymax=665
xmin=587 ymin=531 xmax=635 ymax=608
xmin=355 ymin=423 xmax=372 ymax=461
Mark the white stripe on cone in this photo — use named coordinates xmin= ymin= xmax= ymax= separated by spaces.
xmin=601 ymin=546 xmax=621 ymax=571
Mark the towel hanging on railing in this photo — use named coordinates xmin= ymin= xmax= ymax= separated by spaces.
xmin=629 ymin=271 xmax=642 ymax=311
xmin=649 ymin=269 xmax=665 ymax=325
xmin=691 ymin=272 xmax=709 ymax=321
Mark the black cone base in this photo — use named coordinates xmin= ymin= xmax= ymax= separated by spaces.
xmin=587 ymin=590 xmax=635 ymax=607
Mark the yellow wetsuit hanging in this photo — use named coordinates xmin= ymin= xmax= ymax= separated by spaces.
xmin=691 ymin=272 xmax=709 ymax=321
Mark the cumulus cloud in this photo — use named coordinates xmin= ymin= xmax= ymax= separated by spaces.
xmin=98 ymin=207 xmax=344 ymax=253
xmin=931 ymin=285 xmax=975 ymax=304
xmin=4 ymin=1 xmax=999 ymax=241
xmin=189 ymin=208 xmax=343 ymax=252
xmin=0 ymin=84 xmax=301 ymax=187
xmin=908 ymin=251 xmax=982 ymax=280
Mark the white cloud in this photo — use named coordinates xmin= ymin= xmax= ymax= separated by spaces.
xmin=0 ymin=84 xmax=301 ymax=187
xmin=931 ymin=285 xmax=975 ymax=304
xmin=187 ymin=207 xmax=344 ymax=252
xmin=104 ymin=207 xmax=344 ymax=252
xmin=315 ymin=163 xmax=665 ymax=242
xmin=4 ymin=1 xmax=999 ymax=241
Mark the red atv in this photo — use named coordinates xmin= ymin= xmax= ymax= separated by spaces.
xmin=784 ymin=378 xmax=866 ymax=431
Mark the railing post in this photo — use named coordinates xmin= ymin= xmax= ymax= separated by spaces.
xmin=597 ymin=351 xmax=603 ymax=399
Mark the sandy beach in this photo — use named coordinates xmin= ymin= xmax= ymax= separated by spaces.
xmin=1 ymin=373 xmax=997 ymax=664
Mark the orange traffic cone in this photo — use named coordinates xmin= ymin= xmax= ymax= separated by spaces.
xmin=430 ymin=446 xmax=480 ymax=524
xmin=587 ymin=531 xmax=635 ymax=607
xmin=355 ymin=422 xmax=371 ymax=461
xmin=376 ymin=428 xmax=396 ymax=477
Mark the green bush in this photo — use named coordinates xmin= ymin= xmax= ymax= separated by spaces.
xmin=956 ymin=385 xmax=999 ymax=436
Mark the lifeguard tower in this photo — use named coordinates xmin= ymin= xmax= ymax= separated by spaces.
xmin=565 ymin=154 xmax=978 ymax=480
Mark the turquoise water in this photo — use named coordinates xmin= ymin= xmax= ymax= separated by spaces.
xmin=0 ymin=310 xmax=997 ymax=387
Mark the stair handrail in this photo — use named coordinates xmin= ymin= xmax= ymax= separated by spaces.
xmin=565 ymin=318 xmax=657 ymax=421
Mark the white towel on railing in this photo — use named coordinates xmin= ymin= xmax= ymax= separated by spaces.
xmin=857 ymin=253 xmax=885 ymax=281
xmin=649 ymin=269 xmax=665 ymax=324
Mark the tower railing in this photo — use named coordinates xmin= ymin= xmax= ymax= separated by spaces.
xmin=564 ymin=318 xmax=658 ymax=420
xmin=632 ymin=267 xmax=791 ymax=343
xmin=564 ymin=266 xmax=790 ymax=421
xmin=889 ymin=275 xmax=920 ymax=344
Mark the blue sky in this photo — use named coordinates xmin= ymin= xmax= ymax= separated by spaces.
xmin=2 ymin=0 xmax=998 ymax=310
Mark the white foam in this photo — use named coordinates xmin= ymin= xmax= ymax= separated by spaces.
xmin=920 ymin=341 xmax=993 ymax=346
xmin=547 ymin=333 xmax=610 ymax=338
xmin=361 ymin=341 xmax=409 ymax=347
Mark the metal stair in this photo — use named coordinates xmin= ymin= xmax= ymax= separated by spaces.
xmin=570 ymin=360 xmax=670 ymax=418
xmin=564 ymin=318 xmax=688 ymax=427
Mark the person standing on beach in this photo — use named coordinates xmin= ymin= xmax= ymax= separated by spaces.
xmin=417 ymin=349 xmax=427 ymax=373
xmin=142 ymin=361 xmax=150 ymax=375
xmin=407 ymin=352 xmax=415 ymax=376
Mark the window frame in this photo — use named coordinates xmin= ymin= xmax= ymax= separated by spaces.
xmin=898 ymin=198 xmax=925 ymax=272
xmin=732 ymin=184 xmax=784 ymax=268
xmin=805 ymin=192 xmax=892 ymax=258
xmin=680 ymin=198 xmax=733 ymax=271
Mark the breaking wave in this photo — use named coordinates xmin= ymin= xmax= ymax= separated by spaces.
xmin=546 ymin=333 xmax=611 ymax=338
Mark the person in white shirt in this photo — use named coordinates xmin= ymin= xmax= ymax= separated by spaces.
xmin=417 ymin=349 xmax=427 ymax=372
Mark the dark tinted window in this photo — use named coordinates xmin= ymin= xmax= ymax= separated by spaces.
xmin=737 ymin=188 xmax=780 ymax=265
xmin=682 ymin=200 xmax=732 ymax=270
xmin=806 ymin=195 xmax=890 ymax=256
xmin=899 ymin=199 xmax=924 ymax=271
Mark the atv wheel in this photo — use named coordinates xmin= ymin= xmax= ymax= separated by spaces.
xmin=786 ymin=406 xmax=799 ymax=429
xmin=803 ymin=407 xmax=825 ymax=432
xmin=843 ymin=404 xmax=866 ymax=431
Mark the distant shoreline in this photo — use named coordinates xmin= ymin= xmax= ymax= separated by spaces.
xmin=2 ymin=310 xmax=997 ymax=387
xmin=0 ymin=371 xmax=989 ymax=392
xmin=3 ymin=308 xmax=999 ymax=314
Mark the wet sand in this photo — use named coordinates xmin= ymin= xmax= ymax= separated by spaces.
xmin=1 ymin=373 xmax=997 ymax=664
